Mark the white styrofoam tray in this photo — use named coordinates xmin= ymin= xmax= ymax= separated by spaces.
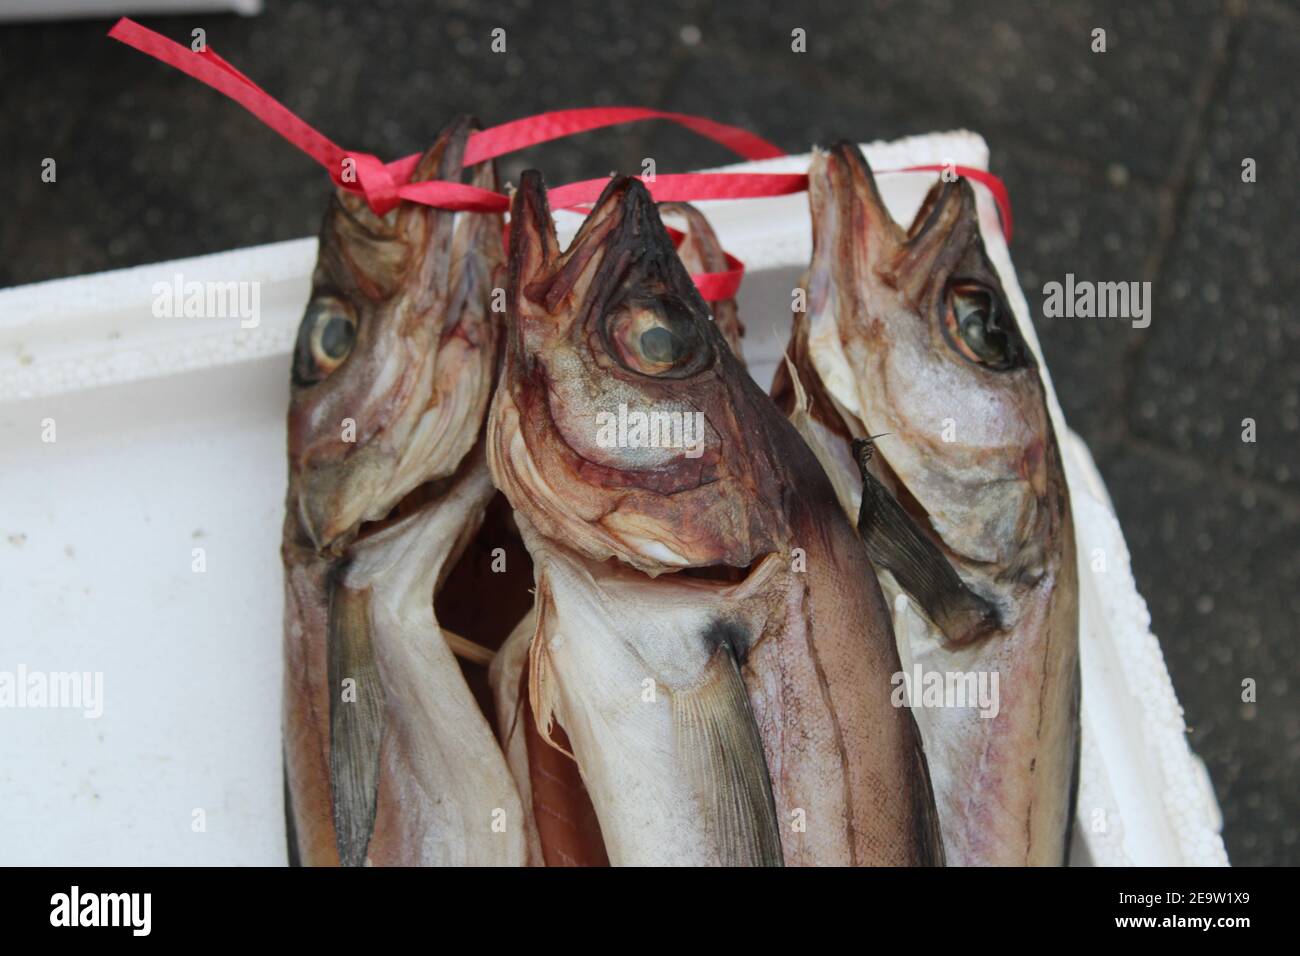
xmin=0 ymin=132 xmax=1228 ymax=866
xmin=0 ymin=1 xmax=261 ymax=22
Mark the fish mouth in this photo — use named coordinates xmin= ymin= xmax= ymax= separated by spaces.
xmin=299 ymin=447 xmax=474 ymax=555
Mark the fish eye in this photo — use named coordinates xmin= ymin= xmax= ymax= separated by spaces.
xmin=639 ymin=326 xmax=681 ymax=364
xmin=942 ymin=283 xmax=1022 ymax=371
xmin=293 ymin=297 xmax=357 ymax=385
xmin=606 ymin=297 xmax=707 ymax=377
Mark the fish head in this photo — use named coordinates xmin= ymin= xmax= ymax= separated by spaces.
xmin=808 ymin=142 xmax=1058 ymax=572
xmin=288 ymin=116 xmax=501 ymax=554
xmin=490 ymin=173 xmax=791 ymax=575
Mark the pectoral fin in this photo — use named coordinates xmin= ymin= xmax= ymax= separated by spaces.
xmin=326 ymin=572 xmax=386 ymax=867
xmin=906 ymin=711 xmax=947 ymax=866
xmin=853 ymin=438 xmax=1000 ymax=644
xmin=283 ymin=756 xmax=301 ymax=868
xmin=673 ymin=624 xmax=783 ymax=867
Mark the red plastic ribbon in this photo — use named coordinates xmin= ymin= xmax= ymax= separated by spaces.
xmin=464 ymin=107 xmax=785 ymax=165
xmin=106 ymin=17 xmax=1013 ymax=303
xmin=548 ymin=172 xmax=809 ymax=209
xmin=661 ymin=225 xmax=746 ymax=302
xmin=889 ymin=164 xmax=1014 ymax=241
xmin=108 ymin=17 xmax=502 ymax=216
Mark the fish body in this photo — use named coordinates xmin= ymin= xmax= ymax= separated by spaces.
xmin=488 ymin=171 xmax=942 ymax=866
xmin=775 ymin=142 xmax=1079 ymax=865
xmin=282 ymin=116 xmax=526 ymax=865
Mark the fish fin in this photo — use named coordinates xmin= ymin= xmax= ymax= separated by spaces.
xmin=1064 ymin=659 xmax=1083 ymax=862
xmin=673 ymin=626 xmax=784 ymax=867
xmin=783 ymin=355 xmax=810 ymax=414
xmin=441 ymin=627 xmax=497 ymax=667
xmin=283 ymin=755 xmax=301 ymax=868
xmin=525 ymin=579 xmax=575 ymax=760
xmin=853 ymin=438 xmax=1001 ymax=645
xmin=906 ymin=710 xmax=947 ymax=866
xmin=500 ymin=659 xmax=528 ymax=754
xmin=326 ymin=576 xmax=386 ymax=867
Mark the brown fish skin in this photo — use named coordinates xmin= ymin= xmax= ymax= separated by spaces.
xmin=783 ymin=142 xmax=1078 ymax=865
xmin=659 ymin=203 xmax=745 ymax=360
xmin=488 ymin=171 xmax=942 ymax=865
xmin=282 ymin=116 xmax=526 ymax=866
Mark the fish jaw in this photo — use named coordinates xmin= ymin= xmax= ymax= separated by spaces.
xmin=288 ymin=115 xmax=502 ymax=554
xmin=488 ymin=171 xmax=791 ymax=576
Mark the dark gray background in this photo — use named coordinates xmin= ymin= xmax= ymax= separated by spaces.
xmin=2 ymin=0 xmax=1295 ymax=865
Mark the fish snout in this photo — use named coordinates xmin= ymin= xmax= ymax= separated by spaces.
xmin=295 ymin=459 xmax=378 ymax=554
xmin=297 ymin=485 xmax=350 ymax=554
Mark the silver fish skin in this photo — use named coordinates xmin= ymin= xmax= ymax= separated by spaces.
xmin=775 ymin=142 xmax=1079 ymax=866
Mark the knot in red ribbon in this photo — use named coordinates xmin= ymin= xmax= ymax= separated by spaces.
xmin=341 ymin=152 xmax=401 ymax=216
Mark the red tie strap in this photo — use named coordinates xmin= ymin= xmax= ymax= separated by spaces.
xmin=106 ymin=17 xmax=1014 ymax=303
